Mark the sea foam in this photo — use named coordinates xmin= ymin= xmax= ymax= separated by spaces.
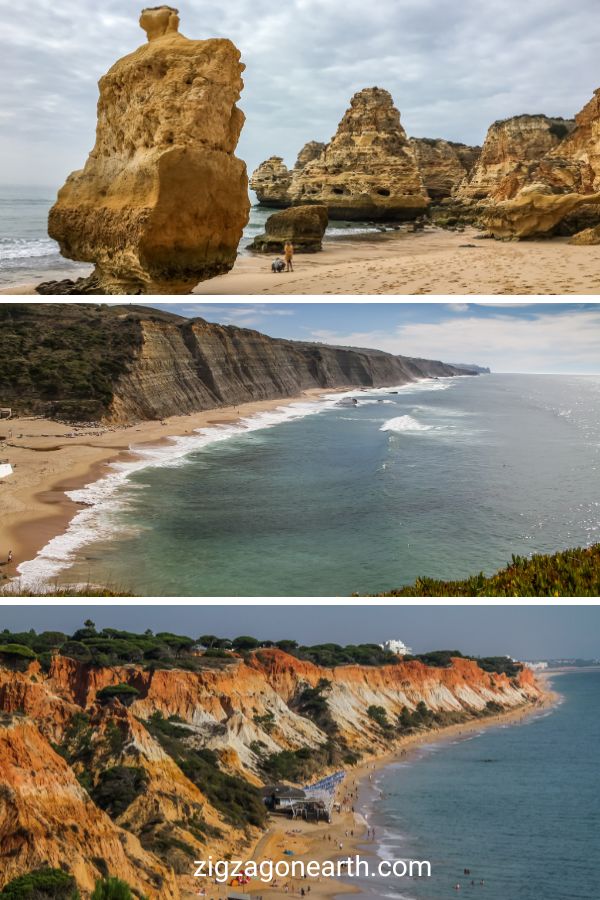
xmin=16 ymin=377 xmax=457 ymax=587
xmin=380 ymin=415 xmax=432 ymax=433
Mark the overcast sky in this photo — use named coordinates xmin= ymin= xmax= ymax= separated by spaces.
xmin=1 ymin=606 xmax=598 ymax=659
xmin=145 ymin=302 xmax=600 ymax=374
xmin=2 ymin=0 xmax=599 ymax=187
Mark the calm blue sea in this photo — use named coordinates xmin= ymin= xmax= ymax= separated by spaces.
xmin=345 ymin=670 xmax=600 ymax=900
xmin=0 ymin=187 xmax=382 ymax=288
xmin=17 ymin=373 xmax=600 ymax=595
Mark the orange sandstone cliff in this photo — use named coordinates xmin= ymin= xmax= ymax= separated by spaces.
xmin=0 ymin=650 xmax=544 ymax=897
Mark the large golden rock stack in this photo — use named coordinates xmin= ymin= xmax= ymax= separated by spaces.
xmin=49 ymin=6 xmax=249 ymax=294
xmin=289 ymin=87 xmax=429 ymax=220
xmin=251 ymin=88 xmax=429 ymax=220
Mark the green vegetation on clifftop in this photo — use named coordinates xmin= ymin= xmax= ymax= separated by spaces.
xmin=375 ymin=544 xmax=600 ymax=597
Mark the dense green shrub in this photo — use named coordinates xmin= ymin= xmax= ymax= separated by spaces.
xmin=367 ymin=705 xmax=390 ymax=730
xmin=90 ymin=878 xmax=134 ymax=900
xmin=376 ymin=544 xmax=600 ymax=597
xmin=91 ymin=766 xmax=149 ymax=819
xmin=96 ymin=684 xmax=140 ymax=707
xmin=0 ymin=868 xmax=80 ymax=898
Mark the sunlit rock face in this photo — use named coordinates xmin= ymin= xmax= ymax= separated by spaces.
xmin=288 ymin=88 xmax=430 ymax=220
xmin=454 ymin=114 xmax=575 ymax=201
xmin=49 ymin=7 xmax=249 ymax=295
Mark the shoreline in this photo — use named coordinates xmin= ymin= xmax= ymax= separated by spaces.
xmin=241 ymin=691 xmax=556 ymax=900
xmin=2 ymin=226 xmax=600 ymax=295
xmin=0 ymin=387 xmax=353 ymax=590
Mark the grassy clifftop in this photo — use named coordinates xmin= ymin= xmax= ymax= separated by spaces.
xmin=375 ymin=544 xmax=600 ymax=597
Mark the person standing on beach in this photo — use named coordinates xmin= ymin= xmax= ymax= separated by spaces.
xmin=284 ymin=241 xmax=294 ymax=272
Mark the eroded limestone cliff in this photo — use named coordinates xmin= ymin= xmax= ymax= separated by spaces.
xmin=454 ymin=115 xmax=575 ymax=202
xmin=0 ymin=650 xmax=543 ymax=896
xmin=410 ymin=138 xmax=481 ymax=200
xmin=49 ymin=7 xmax=249 ymax=294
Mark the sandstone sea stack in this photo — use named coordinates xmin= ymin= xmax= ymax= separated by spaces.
xmin=252 ymin=88 xmax=430 ymax=221
xmin=289 ymin=87 xmax=429 ymax=220
xmin=48 ymin=7 xmax=249 ymax=295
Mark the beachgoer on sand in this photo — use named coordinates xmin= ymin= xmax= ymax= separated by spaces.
xmin=284 ymin=241 xmax=294 ymax=271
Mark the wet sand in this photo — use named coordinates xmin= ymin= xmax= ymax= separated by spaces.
xmin=2 ymin=228 xmax=599 ymax=295
xmin=0 ymin=389 xmax=333 ymax=588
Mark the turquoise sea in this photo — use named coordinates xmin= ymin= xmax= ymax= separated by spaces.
xmin=345 ymin=670 xmax=600 ymax=900
xmin=17 ymin=372 xmax=600 ymax=595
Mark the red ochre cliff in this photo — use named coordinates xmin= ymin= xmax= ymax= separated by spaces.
xmin=0 ymin=650 xmax=544 ymax=897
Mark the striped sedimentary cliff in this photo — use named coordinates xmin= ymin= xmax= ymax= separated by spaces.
xmin=0 ymin=649 xmax=544 ymax=896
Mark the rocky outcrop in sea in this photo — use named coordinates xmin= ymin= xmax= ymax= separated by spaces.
xmin=48 ymin=6 xmax=249 ymax=294
xmin=251 ymin=205 xmax=329 ymax=253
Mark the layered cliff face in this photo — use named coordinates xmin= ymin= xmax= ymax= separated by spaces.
xmin=108 ymin=314 xmax=471 ymax=422
xmin=455 ymin=115 xmax=575 ymax=201
xmin=3 ymin=304 xmax=474 ymax=424
xmin=288 ymin=88 xmax=429 ymax=220
xmin=48 ymin=8 xmax=249 ymax=295
xmin=410 ymin=138 xmax=481 ymax=200
xmin=0 ymin=650 xmax=542 ymax=896
xmin=481 ymin=89 xmax=600 ymax=238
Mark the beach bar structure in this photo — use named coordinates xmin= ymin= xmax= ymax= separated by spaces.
xmin=262 ymin=771 xmax=345 ymax=823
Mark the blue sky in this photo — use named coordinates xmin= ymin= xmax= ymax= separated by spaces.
xmin=2 ymin=0 xmax=599 ymax=186
xmin=146 ymin=302 xmax=600 ymax=374
xmin=1 ymin=606 xmax=598 ymax=659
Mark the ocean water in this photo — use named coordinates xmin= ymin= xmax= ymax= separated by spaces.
xmin=17 ymin=373 xmax=600 ymax=596
xmin=0 ymin=187 xmax=382 ymax=288
xmin=345 ymin=670 xmax=600 ymax=900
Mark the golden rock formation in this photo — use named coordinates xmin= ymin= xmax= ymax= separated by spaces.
xmin=455 ymin=115 xmax=575 ymax=201
xmin=482 ymin=185 xmax=600 ymax=239
xmin=48 ymin=7 xmax=249 ymax=294
xmin=249 ymin=155 xmax=293 ymax=207
xmin=410 ymin=138 xmax=481 ymax=200
xmin=251 ymin=205 xmax=329 ymax=253
xmin=569 ymin=224 xmax=600 ymax=244
xmin=288 ymin=88 xmax=429 ymax=220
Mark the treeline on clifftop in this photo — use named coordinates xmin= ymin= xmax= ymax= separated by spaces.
xmin=0 ymin=620 xmax=522 ymax=678
xmin=376 ymin=544 xmax=600 ymax=597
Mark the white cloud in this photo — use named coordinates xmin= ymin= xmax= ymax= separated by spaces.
xmin=447 ymin=303 xmax=469 ymax=312
xmin=1 ymin=0 xmax=599 ymax=186
xmin=308 ymin=310 xmax=600 ymax=373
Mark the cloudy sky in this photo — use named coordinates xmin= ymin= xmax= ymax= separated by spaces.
xmin=146 ymin=302 xmax=600 ymax=373
xmin=2 ymin=0 xmax=599 ymax=187
xmin=1 ymin=606 xmax=598 ymax=659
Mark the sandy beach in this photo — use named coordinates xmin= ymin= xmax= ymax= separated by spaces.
xmin=0 ymin=388 xmax=334 ymax=587
xmin=187 ymin=692 xmax=555 ymax=900
xmin=2 ymin=228 xmax=599 ymax=296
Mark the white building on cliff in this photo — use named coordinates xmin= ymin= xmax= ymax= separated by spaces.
xmin=380 ymin=639 xmax=412 ymax=656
